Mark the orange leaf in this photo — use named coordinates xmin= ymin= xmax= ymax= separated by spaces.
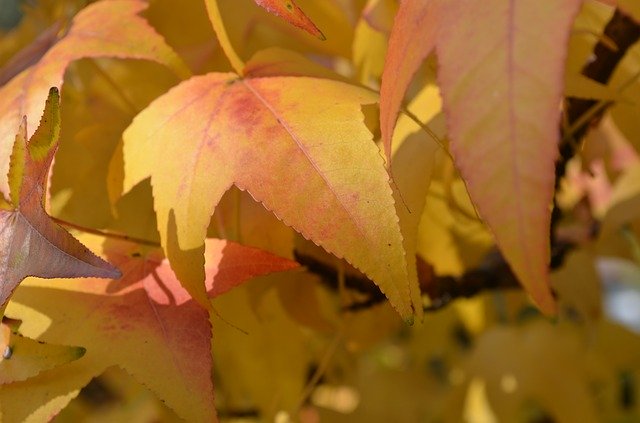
xmin=123 ymin=55 xmax=418 ymax=322
xmin=380 ymin=0 xmax=583 ymax=314
xmin=3 ymin=236 xmax=298 ymax=422
xmin=379 ymin=0 xmax=440 ymax=163
xmin=0 ymin=88 xmax=120 ymax=312
xmin=0 ymin=0 xmax=189 ymax=198
xmin=253 ymin=0 xmax=326 ymax=40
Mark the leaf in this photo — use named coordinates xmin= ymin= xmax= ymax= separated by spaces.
xmin=0 ymin=329 xmax=85 ymax=385
xmin=353 ymin=3 xmax=389 ymax=84
xmin=0 ymin=0 xmax=189 ymax=198
xmin=212 ymin=282 xmax=314 ymax=418
xmin=0 ymin=357 xmax=97 ymax=423
xmin=379 ymin=0 xmax=440 ymax=162
xmin=0 ymin=88 xmax=120 ymax=313
xmin=57 ymin=367 xmax=179 ymax=422
xmin=2 ymin=235 xmax=298 ymax=422
xmin=381 ymin=0 xmax=583 ymax=314
xmin=390 ymin=84 xmax=442 ymax=318
xmin=204 ymin=0 xmax=246 ymax=73
xmin=123 ymin=56 xmax=418 ymax=322
xmin=204 ymin=0 xmax=354 ymax=74
xmin=253 ymin=0 xmax=326 ymax=40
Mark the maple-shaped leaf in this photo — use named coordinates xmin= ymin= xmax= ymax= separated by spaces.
xmin=123 ymin=52 xmax=419 ymax=322
xmin=380 ymin=0 xmax=583 ymax=314
xmin=0 ymin=0 xmax=189 ymax=198
xmin=253 ymin=0 xmax=326 ymax=40
xmin=0 ymin=88 xmax=120 ymax=313
xmin=2 ymin=235 xmax=299 ymax=422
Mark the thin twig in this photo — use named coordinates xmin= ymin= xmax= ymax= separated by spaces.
xmin=51 ymin=216 xmax=160 ymax=247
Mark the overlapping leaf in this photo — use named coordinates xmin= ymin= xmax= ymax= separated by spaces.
xmin=379 ymin=0 xmax=440 ymax=160
xmin=123 ymin=53 xmax=418 ymax=321
xmin=0 ymin=88 xmax=120 ymax=313
xmin=0 ymin=328 xmax=85 ymax=385
xmin=0 ymin=0 xmax=189 ymax=197
xmin=2 ymin=235 xmax=298 ymax=422
xmin=380 ymin=0 xmax=583 ymax=313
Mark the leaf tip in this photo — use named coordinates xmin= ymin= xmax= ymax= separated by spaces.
xmin=404 ymin=314 xmax=415 ymax=326
xmin=527 ymin=277 xmax=558 ymax=316
xmin=48 ymin=86 xmax=59 ymax=97
xmin=534 ymin=293 xmax=558 ymax=317
xmin=73 ymin=345 xmax=87 ymax=358
xmin=105 ymin=265 xmax=123 ymax=280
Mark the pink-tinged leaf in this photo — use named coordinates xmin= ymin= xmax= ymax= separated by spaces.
xmin=0 ymin=0 xmax=189 ymax=198
xmin=380 ymin=0 xmax=582 ymax=313
xmin=205 ymin=240 xmax=300 ymax=297
xmin=435 ymin=0 xmax=582 ymax=314
xmin=0 ymin=88 xmax=120 ymax=312
xmin=254 ymin=0 xmax=326 ymax=40
xmin=124 ymin=58 xmax=418 ymax=322
xmin=379 ymin=0 xmax=440 ymax=163
xmin=3 ymin=236 xmax=298 ymax=422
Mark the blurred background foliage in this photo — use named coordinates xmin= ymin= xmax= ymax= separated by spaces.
xmin=2 ymin=0 xmax=640 ymax=421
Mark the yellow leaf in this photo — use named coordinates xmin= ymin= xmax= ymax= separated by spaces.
xmin=123 ymin=58 xmax=418 ymax=321
xmin=0 ymin=328 xmax=85 ymax=385
xmin=352 ymin=6 xmax=388 ymax=84
xmin=211 ymin=284 xmax=312 ymax=419
xmin=205 ymin=0 xmax=354 ymax=72
xmin=4 ymin=234 xmax=297 ymax=421
xmin=0 ymin=0 xmax=189 ymax=198
xmin=204 ymin=0 xmax=246 ymax=73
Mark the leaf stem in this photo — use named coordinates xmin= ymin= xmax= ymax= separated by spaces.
xmin=355 ymin=83 xmax=449 ymax=156
xmin=51 ymin=216 xmax=160 ymax=247
xmin=291 ymin=328 xmax=343 ymax=417
xmin=399 ymin=106 xmax=448 ymax=153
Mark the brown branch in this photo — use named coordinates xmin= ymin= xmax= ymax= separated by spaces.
xmin=556 ymin=9 xmax=640 ymax=208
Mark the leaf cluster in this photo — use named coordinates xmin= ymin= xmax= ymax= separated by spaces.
xmin=1 ymin=0 xmax=640 ymax=421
